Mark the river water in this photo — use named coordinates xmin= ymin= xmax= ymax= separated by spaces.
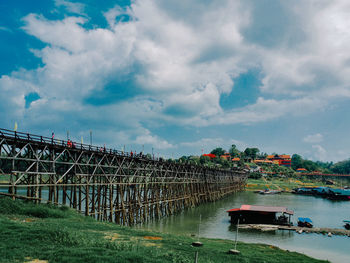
xmin=138 ymin=192 xmax=350 ymax=263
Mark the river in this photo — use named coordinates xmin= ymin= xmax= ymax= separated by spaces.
xmin=138 ymin=191 xmax=350 ymax=263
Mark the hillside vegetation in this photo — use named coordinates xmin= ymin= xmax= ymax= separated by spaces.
xmin=176 ymin=145 xmax=350 ymax=175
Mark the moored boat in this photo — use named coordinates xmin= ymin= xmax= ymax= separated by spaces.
xmin=259 ymin=189 xmax=281 ymax=195
xmin=293 ymin=187 xmax=350 ymax=201
xmin=344 ymin=220 xmax=350 ymax=230
xmin=328 ymin=189 xmax=350 ymax=200
xmin=297 ymin=217 xmax=313 ymax=228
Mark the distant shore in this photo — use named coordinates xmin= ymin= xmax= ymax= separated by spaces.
xmin=245 ymin=177 xmax=338 ymax=192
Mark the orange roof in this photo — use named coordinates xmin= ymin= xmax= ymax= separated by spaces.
xmin=279 ymin=155 xmax=291 ymax=159
xmin=296 ymin=168 xmax=307 ymax=171
xmin=267 ymin=155 xmax=275 ymax=159
xmin=232 ymin=158 xmax=240 ymax=161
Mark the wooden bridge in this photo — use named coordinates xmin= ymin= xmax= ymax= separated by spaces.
xmin=0 ymin=128 xmax=247 ymax=225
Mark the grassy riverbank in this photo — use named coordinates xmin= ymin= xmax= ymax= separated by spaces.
xmin=0 ymin=198 xmax=328 ymax=263
xmin=246 ymin=177 xmax=336 ymax=192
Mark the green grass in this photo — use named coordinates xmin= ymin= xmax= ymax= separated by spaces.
xmin=0 ymin=174 xmax=11 ymax=183
xmin=246 ymin=177 xmax=334 ymax=191
xmin=0 ymin=197 xmax=328 ymax=263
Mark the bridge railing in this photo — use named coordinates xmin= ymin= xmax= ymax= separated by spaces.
xmin=0 ymin=128 xmax=129 ymax=157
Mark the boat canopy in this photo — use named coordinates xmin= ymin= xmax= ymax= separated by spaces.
xmin=343 ymin=220 xmax=350 ymax=223
xmin=298 ymin=217 xmax=312 ymax=223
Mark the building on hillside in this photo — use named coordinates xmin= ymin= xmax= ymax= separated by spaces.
xmin=266 ymin=154 xmax=291 ymax=167
xmin=296 ymin=168 xmax=308 ymax=173
xmin=232 ymin=157 xmax=240 ymax=162
xmin=254 ymin=159 xmax=274 ymax=165
xmin=202 ymin=153 xmax=216 ymax=159
xmin=220 ymin=153 xmax=231 ymax=160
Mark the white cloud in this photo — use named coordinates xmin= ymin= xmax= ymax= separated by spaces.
xmin=134 ymin=129 xmax=174 ymax=150
xmin=2 ymin=0 xmax=350 ymax=151
xmin=54 ymin=0 xmax=85 ymax=15
xmin=311 ymin=145 xmax=327 ymax=161
xmin=303 ymin=133 xmax=323 ymax=143
xmin=0 ymin=26 xmax=12 ymax=33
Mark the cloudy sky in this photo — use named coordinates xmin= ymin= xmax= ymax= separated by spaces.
xmin=1 ymin=0 xmax=350 ymax=161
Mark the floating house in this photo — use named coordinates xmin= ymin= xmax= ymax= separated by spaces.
xmin=227 ymin=205 xmax=294 ymax=225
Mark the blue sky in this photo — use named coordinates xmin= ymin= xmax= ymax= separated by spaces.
xmin=1 ymin=0 xmax=350 ymax=162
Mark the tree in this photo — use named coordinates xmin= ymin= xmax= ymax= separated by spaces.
xmin=291 ymin=154 xmax=303 ymax=170
xmin=291 ymin=154 xmax=325 ymax=172
xmin=200 ymin=155 xmax=210 ymax=164
xmin=331 ymin=159 xmax=350 ymax=174
xmin=257 ymin=152 xmax=268 ymax=159
xmin=210 ymin=147 xmax=226 ymax=157
xmin=243 ymin=148 xmax=260 ymax=160
xmin=229 ymin=144 xmax=240 ymax=157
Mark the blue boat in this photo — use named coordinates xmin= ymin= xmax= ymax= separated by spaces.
xmin=298 ymin=217 xmax=313 ymax=228
xmin=344 ymin=220 xmax=350 ymax=230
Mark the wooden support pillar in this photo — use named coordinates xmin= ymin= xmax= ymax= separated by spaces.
xmin=85 ymin=178 xmax=90 ymax=216
xmin=109 ymin=184 xmax=113 ymax=222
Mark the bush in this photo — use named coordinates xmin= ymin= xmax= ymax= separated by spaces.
xmin=249 ymin=172 xmax=262 ymax=179
xmin=0 ymin=197 xmax=68 ymax=218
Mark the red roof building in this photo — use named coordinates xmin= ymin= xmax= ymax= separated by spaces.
xmin=266 ymin=154 xmax=291 ymax=167
xmin=202 ymin=153 xmax=216 ymax=159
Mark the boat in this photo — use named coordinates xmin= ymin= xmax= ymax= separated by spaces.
xmin=344 ymin=220 xmax=350 ymax=230
xmin=292 ymin=187 xmax=315 ymax=195
xmin=328 ymin=189 xmax=350 ymax=200
xmin=292 ymin=187 xmax=350 ymax=201
xmin=297 ymin=217 xmax=313 ymax=228
xmin=258 ymin=189 xmax=281 ymax=195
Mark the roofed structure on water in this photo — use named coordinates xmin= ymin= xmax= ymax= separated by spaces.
xmin=227 ymin=205 xmax=294 ymax=225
